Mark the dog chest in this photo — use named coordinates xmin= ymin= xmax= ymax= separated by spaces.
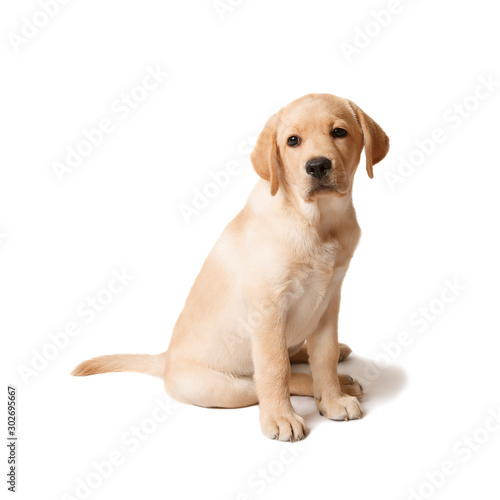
xmin=284 ymin=262 xmax=348 ymax=345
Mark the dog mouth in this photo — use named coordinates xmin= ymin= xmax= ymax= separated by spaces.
xmin=311 ymin=184 xmax=336 ymax=193
xmin=308 ymin=183 xmax=346 ymax=197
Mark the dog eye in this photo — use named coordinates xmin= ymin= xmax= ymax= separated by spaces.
xmin=331 ymin=128 xmax=347 ymax=138
xmin=287 ymin=136 xmax=301 ymax=147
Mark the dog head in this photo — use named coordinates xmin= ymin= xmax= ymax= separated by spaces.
xmin=251 ymin=94 xmax=389 ymax=201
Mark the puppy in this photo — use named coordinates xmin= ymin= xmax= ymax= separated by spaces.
xmin=73 ymin=93 xmax=390 ymax=441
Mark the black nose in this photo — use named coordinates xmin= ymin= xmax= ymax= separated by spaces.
xmin=305 ymin=157 xmax=332 ymax=180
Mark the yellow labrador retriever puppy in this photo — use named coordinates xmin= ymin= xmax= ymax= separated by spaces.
xmin=73 ymin=93 xmax=389 ymax=441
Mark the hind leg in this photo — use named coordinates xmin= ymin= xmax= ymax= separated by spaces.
xmin=289 ymin=342 xmax=352 ymax=364
xmin=289 ymin=372 xmax=363 ymax=399
xmin=164 ymin=360 xmax=257 ymax=408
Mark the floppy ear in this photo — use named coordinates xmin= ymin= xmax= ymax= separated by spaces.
xmin=250 ymin=113 xmax=281 ymax=196
xmin=349 ymin=101 xmax=390 ymax=179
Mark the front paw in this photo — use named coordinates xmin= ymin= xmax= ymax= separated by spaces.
xmin=317 ymin=394 xmax=363 ymax=421
xmin=260 ymin=409 xmax=307 ymax=441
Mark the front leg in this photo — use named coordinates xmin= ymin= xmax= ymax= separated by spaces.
xmin=307 ymin=291 xmax=363 ymax=421
xmin=252 ymin=318 xmax=307 ymax=441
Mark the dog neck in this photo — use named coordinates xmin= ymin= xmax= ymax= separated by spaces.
xmin=296 ymin=190 xmax=353 ymax=227
xmin=250 ymin=179 xmax=358 ymax=240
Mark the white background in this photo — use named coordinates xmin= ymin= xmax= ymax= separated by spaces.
xmin=1 ymin=1 xmax=499 ymax=499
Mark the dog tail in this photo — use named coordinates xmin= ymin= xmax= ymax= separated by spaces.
xmin=71 ymin=353 xmax=166 ymax=378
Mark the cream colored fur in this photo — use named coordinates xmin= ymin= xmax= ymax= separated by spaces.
xmin=72 ymin=93 xmax=389 ymax=441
